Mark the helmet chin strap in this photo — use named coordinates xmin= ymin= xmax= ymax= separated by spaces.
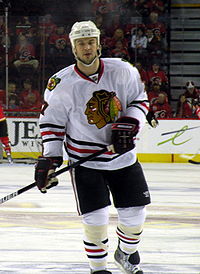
xmin=73 ymin=48 xmax=101 ymax=67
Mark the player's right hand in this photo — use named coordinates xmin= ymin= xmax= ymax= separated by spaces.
xmin=34 ymin=156 xmax=63 ymax=193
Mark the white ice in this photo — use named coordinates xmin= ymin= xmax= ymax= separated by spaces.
xmin=0 ymin=163 xmax=200 ymax=274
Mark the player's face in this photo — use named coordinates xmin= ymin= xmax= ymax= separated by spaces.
xmin=74 ymin=37 xmax=98 ymax=65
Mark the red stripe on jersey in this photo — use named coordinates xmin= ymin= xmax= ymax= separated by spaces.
xmin=67 ymin=143 xmax=113 ymax=155
xmin=41 ymin=131 xmax=65 ymax=136
xmin=85 ymin=248 xmax=105 ymax=253
xmin=141 ymin=102 xmax=149 ymax=110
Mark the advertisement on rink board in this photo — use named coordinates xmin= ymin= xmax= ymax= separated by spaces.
xmin=6 ymin=117 xmax=42 ymax=158
xmin=5 ymin=117 xmax=200 ymax=161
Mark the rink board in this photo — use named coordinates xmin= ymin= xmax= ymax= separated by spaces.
xmin=3 ymin=118 xmax=200 ymax=163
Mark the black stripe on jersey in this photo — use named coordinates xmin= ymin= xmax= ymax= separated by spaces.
xmin=42 ymin=138 xmax=64 ymax=143
xmin=67 ymin=151 xmax=120 ymax=162
xmin=128 ymin=105 xmax=146 ymax=116
xmin=128 ymin=99 xmax=149 ymax=105
xmin=87 ymin=253 xmax=108 ymax=259
xmin=40 ymin=123 xmax=65 ymax=129
xmin=66 ymin=134 xmax=106 ymax=148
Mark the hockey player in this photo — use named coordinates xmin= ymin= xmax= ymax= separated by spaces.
xmin=35 ymin=21 xmax=151 ymax=274
xmin=0 ymin=104 xmax=13 ymax=163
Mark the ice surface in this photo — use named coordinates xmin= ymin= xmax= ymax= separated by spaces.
xmin=0 ymin=163 xmax=200 ymax=273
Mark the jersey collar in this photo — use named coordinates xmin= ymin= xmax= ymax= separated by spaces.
xmin=74 ymin=59 xmax=104 ymax=84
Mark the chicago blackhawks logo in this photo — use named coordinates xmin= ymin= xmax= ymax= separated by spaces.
xmin=85 ymin=90 xmax=122 ymax=129
xmin=47 ymin=76 xmax=61 ymax=91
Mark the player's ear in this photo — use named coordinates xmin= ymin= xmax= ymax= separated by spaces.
xmin=72 ymin=47 xmax=77 ymax=56
xmin=97 ymin=45 xmax=102 ymax=56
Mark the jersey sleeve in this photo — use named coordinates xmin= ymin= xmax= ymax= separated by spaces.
xmin=124 ymin=63 xmax=149 ymax=130
xmin=39 ymin=85 xmax=67 ymax=157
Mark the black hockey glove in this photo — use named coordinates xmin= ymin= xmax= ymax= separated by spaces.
xmin=35 ymin=156 xmax=63 ymax=193
xmin=146 ymin=111 xmax=159 ymax=128
xmin=111 ymin=117 xmax=139 ymax=154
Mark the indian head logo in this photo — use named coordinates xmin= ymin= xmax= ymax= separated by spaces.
xmin=85 ymin=90 xmax=122 ymax=129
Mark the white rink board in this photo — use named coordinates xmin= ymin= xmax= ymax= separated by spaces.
xmin=137 ymin=119 xmax=200 ymax=154
xmin=6 ymin=118 xmax=200 ymax=154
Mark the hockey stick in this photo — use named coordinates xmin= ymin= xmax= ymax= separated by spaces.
xmin=0 ymin=146 xmax=111 ymax=204
xmin=180 ymin=148 xmax=200 ymax=165
xmin=188 ymin=159 xmax=200 ymax=165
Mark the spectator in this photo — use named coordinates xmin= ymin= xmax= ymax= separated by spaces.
xmin=146 ymin=11 xmax=166 ymax=37
xmin=147 ymin=61 xmax=168 ymax=92
xmin=108 ymin=28 xmax=129 ymax=49
xmin=39 ymin=14 xmax=57 ymax=40
xmin=49 ymin=25 xmax=70 ymax=49
xmin=92 ymin=0 xmax=115 ymax=16
xmin=150 ymin=92 xmax=172 ymax=118
xmin=147 ymin=78 xmax=167 ymax=105
xmin=124 ymin=21 xmax=146 ymax=43
xmin=135 ymin=0 xmax=150 ymax=22
xmin=146 ymin=28 xmax=166 ymax=63
xmin=146 ymin=28 xmax=154 ymax=44
xmin=19 ymin=79 xmax=42 ymax=110
xmin=20 ymin=92 xmax=42 ymax=111
xmin=130 ymin=27 xmax=147 ymax=64
xmin=7 ymin=81 xmax=20 ymax=109
xmin=111 ymin=40 xmax=130 ymax=60
xmin=8 ymin=81 xmax=20 ymax=97
xmin=0 ymin=81 xmax=20 ymax=108
xmin=8 ymin=94 xmax=20 ymax=110
xmin=145 ymin=0 xmax=165 ymax=16
xmin=176 ymin=81 xmax=200 ymax=118
xmin=92 ymin=0 xmax=117 ymax=29
xmin=49 ymin=33 xmax=74 ymax=70
xmin=13 ymin=34 xmax=39 ymax=72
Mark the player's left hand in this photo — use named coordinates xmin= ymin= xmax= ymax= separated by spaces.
xmin=146 ymin=111 xmax=159 ymax=128
xmin=111 ymin=117 xmax=139 ymax=154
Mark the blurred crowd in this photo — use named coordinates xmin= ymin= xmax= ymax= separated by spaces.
xmin=0 ymin=0 xmax=200 ymax=119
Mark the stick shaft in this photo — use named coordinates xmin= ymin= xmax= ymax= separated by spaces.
xmin=0 ymin=182 xmax=36 ymax=204
xmin=53 ymin=147 xmax=108 ymax=177
xmin=0 ymin=147 xmax=109 ymax=204
xmin=188 ymin=159 xmax=200 ymax=165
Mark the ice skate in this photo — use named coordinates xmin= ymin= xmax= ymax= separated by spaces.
xmin=114 ymin=247 xmax=143 ymax=274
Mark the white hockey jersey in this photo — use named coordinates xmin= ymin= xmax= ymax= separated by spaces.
xmin=39 ymin=58 xmax=149 ymax=170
